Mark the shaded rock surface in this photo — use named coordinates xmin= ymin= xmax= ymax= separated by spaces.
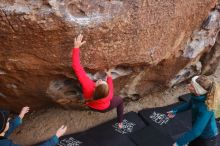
xmin=0 ymin=0 xmax=219 ymax=111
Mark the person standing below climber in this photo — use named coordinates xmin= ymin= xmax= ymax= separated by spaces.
xmin=0 ymin=106 xmax=67 ymax=146
xmin=167 ymin=75 xmax=219 ymax=146
xmin=72 ymin=34 xmax=124 ymax=128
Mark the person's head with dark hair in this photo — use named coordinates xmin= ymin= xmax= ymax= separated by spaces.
xmin=0 ymin=111 xmax=9 ymax=136
xmin=93 ymin=79 xmax=109 ymax=100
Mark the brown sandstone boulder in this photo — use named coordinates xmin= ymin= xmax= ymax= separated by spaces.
xmin=0 ymin=0 xmax=218 ymax=111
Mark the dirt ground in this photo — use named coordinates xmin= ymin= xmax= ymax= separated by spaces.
xmin=9 ymin=65 xmax=220 ymax=146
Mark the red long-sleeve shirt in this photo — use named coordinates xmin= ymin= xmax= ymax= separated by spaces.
xmin=72 ymin=48 xmax=113 ymax=110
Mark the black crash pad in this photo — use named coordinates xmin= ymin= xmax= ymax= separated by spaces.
xmin=130 ymin=126 xmax=174 ymax=146
xmin=133 ymin=122 xmax=220 ymax=146
xmin=57 ymin=111 xmax=146 ymax=146
xmin=178 ymin=93 xmax=192 ymax=103
xmin=138 ymin=102 xmax=192 ymax=140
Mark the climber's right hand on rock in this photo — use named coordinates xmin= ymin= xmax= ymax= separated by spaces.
xmin=167 ymin=110 xmax=176 ymax=119
xmin=56 ymin=125 xmax=67 ymax=138
xmin=74 ymin=34 xmax=86 ymax=48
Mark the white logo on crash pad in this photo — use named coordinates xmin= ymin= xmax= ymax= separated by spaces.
xmin=58 ymin=137 xmax=82 ymax=146
xmin=113 ymin=119 xmax=136 ymax=134
xmin=150 ymin=111 xmax=170 ymax=125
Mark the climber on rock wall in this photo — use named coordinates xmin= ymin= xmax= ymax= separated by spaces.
xmin=167 ymin=75 xmax=219 ymax=146
xmin=0 ymin=107 xmax=67 ymax=146
xmin=72 ymin=34 xmax=124 ymax=128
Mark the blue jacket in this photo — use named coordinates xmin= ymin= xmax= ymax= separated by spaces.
xmin=173 ymin=94 xmax=219 ymax=146
xmin=0 ymin=116 xmax=59 ymax=146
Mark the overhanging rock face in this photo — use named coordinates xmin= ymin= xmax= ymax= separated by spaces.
xmin=0 ymin=0 xmax=218 ymax=111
